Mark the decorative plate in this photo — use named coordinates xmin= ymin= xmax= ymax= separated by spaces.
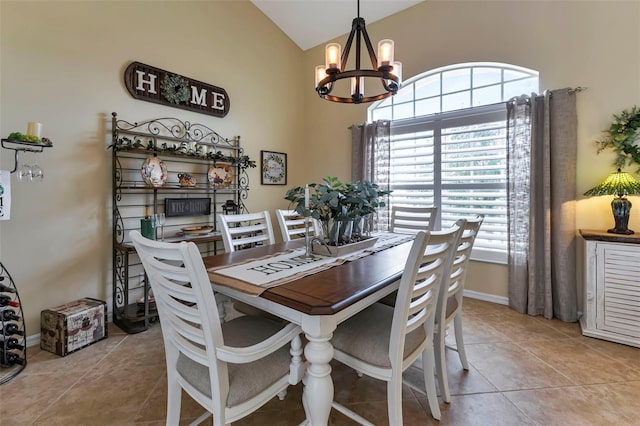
xmin=208 ymin=164 xmax=234 ymax=189
xmin=141 ymin=157 xmax=167 ymax=187
xmin=181 ymin=225 xmax=215 ymax=235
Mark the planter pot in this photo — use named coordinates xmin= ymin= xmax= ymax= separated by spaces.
xmin=323 ymin=219 xmax=353 ymax=246
xmin=312 ymin=236 xmax=378 ymax=257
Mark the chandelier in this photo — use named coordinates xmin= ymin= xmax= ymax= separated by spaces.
xmin=314 ymin=0 xmax=402 ymax=104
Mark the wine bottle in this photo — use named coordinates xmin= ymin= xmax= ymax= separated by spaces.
xmin=0 ymin=323 xmax=24 ymax=336
xmin=0 ymin=283 xmax=16 ymax=293
xmin=140 ymin=205 xmax=155 ymax=240
xmin=1 ymin=337 xmax=24 ymax=351
xmin=0 ymin=349 xmax=25 ymax=366
xmin=0 ymin=308 xmax=20 ymax=321
xmin=0 ymin=294 xmax=19 ymax=308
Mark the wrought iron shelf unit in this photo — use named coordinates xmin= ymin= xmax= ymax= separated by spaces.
xmin=111 ymin=112 xmax=249 ymax=333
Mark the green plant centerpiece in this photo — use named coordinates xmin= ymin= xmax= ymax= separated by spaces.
xmin=284 ymin=176 xmax=391 ymax=246
xmin=595 ymin=106 xmax=640 ymax=172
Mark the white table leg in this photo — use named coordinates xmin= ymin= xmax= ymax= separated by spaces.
xmin=302 ymin=329 xmax=334 ymax=426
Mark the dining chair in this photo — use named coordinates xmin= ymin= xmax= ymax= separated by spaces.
xmin=218 ymin=211 xmax=276 ymax=253
xmin=218 ymin=211 xmax=280 ymax=319
xmin=330 ymin=221 xmax=465 ymax=424
xmin=376 ymin=205 xmax=438 ymax=308
xmin=389 ymin=205 xmax=438 ymax=234
xmin=130 ymin=231 xmax=304 ymax=426
xmin=275 ymin=209 xmax=322 ymax=242
xmin=434 ymin=214 xmax=484 ymax=404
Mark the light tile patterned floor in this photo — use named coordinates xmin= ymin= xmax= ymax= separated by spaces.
xmin=2 ymin=299 xmax=639 ymax=425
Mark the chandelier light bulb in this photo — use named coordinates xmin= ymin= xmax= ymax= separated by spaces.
xmin=351 ymin=77 xmax=364 ymax=97
xmin=325 ymin=43 xmax=341 ymax=70
xmin=391 ymin=61 xmax=402 ymax=83
xmin=377 ymin=39 xmax=394 ymax=68
xmin=315 ymin=65 xmax=327 ymax=87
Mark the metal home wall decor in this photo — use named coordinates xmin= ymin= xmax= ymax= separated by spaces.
xmin=124 ymin=62 xmax=230 ymax=118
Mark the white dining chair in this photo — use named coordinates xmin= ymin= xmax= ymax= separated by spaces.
xmin=434 ymin=214 xmax=484 ymax=404
xmin=218 ymin=211 xmax=281 ymax=319
xmin=275 ymin=209 xmax=322 ymax=242
xmin=218 ymin=211 xmax=276 ymax=253
xmin=130 ymin=230 xmax=304 ymax=426
xmin=330 ymin=221 xmax=465 ymax=424
xmin=390 ymin=205 xmax=438 ymax=234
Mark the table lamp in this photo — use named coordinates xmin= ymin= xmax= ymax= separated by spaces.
xmin=584 ymin=168 xmax=640 ymax=234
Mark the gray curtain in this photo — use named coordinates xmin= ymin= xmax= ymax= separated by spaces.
xmin=352 ymin=120 xmax=391 ymax=230
xmin=506 ymin=88 xmax=578 ymax=322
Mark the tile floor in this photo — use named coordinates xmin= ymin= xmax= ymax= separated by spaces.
xmin=2 ymin=298 xmax=640 ymax=425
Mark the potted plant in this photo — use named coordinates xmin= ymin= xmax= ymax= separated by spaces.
xmin=595 ymin=106 xmax=640 ymax=171
xmin=284 ymin=176 xmax=391 ymax=246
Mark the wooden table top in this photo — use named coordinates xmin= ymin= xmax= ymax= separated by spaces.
xmin=202 ymin=240 xmax=412 ymax=316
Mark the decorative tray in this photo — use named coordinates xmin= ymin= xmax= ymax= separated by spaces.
xmin=180 ymin=225 xmax=215 ymax=236
xmin=312 ymin=236 xmax=378 ymax=257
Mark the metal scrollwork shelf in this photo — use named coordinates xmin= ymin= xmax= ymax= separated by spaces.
xmin=111 ymin=112 xmax=251 ymax=333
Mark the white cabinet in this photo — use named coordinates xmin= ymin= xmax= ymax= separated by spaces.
xmin=581 ymin=230 xmax=640 ymax=348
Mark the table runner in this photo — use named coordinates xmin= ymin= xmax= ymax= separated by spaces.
xmin=207 ymin=232 xmax=413 ymax=295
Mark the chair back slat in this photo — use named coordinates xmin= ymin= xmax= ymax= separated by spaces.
xmin=276 ymin=209 xmax=322 ymax=242
xmin=390 ymin=205 xmax=438 ymax=234
xmin=218 ymin=211 xmax=276 ymax=252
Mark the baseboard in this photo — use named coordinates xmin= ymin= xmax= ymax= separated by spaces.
xmin=463 ymin=289 xmax=509 ymax=305
xmin=26 ymin=333 xmax=40 ymax=348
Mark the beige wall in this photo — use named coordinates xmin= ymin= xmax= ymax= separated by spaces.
xmin=1 ymin=0 xmax=639 ymax=335
xmin=0 ymin=0 xmax=305 ymax=334
xmin=302 ymin=0 xmax=640 ymax=303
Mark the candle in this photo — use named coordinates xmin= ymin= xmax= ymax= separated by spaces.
xmin=304 ymin=184 xmax=310 ymax=209
xmin=26 ymin=122 xmax=42 ymax=138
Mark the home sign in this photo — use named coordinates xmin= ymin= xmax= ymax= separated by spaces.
xmin=124 ymin=62 xmax=230 ymax=118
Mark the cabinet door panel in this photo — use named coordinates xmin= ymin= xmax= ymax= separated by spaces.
xmin=597 ymin=244 xmax=640 ymax=338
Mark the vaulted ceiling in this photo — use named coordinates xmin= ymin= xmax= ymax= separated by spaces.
xmin=250 ymin=0 xmax=425 ymax=51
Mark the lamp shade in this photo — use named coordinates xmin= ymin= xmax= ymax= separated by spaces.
xmin=584 ymin=168 xmax=640 ymax=235
xmin=584 ymin=169 xmax=640 ymax=197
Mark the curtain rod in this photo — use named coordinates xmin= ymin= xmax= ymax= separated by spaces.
xmin=568 ymin=86 xmax=587 ymax=94
xmin=353 ymin=87 xmax=588 ymax=126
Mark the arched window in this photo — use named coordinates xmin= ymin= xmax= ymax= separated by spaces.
xmin=369 ymin=63 xmax=539 ymax=263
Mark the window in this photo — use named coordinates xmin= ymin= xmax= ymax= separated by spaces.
xmin=369 ymin=63 xmax=539 ymax=263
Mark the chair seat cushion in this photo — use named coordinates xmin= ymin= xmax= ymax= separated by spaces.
xmin=176 ymin=315 xmax=292 ymax=407
xmin=446 ymin=295 xmax=459 ymax=318
xmin=331 ymin=303 xmax=426 ymax=368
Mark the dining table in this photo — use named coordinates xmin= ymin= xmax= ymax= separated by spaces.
xmin=202 ymin=233 xmax=414 ymax=426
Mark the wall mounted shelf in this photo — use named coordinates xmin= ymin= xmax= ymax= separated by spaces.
xmin=1 ymin=139 xmax=52 ymax=174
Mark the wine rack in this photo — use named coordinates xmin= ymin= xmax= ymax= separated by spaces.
xmin=0 ymin=261 xmax=26 ymax=385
